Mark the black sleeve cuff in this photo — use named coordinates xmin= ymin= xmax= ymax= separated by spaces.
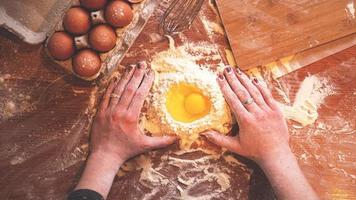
xmin=67 ymin=189 xmax=104 ymax=200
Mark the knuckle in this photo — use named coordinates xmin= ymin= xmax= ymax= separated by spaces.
xmin=254 ymin=112 xmax=266 ymax=121
xmin=273 ymin=109 xmax=284 ymax=119
xmin=126 ymin=86 xmax=135 ymax=94
xmin=135 ymin=90 xmax=146 ymax=99
xmin=124 ymin=113 xmax=137 ymax=123
xmin=251 ymin=90 xmax=262 ymax=99
xmin=239 ymin=113 xmax=251 ymax=123
xmin=112 ymin=111 xmax=124 ymax=122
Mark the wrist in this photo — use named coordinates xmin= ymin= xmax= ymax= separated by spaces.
xmin=257 ymin=144 xmax=294 ymax=169
xmin=89 ymin=150 xmax=125 ymax=169
xmin=75 ymin=151 xmax=124 ymax=199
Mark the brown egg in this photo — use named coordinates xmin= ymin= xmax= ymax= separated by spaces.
xmin=63 ymin=7 xmax=91 ymax=35
xmin=47 ymin=31 xmax=75 ymax=60
xmin=89 ymin=24 xmax=117 ymax=52
xmin=80 ymin=0 xmax=107 ymax=11
xmin=105 ymin=1 xmax=133 ymax=28
xmin=72 ymin=49 xmax=101 ymax=77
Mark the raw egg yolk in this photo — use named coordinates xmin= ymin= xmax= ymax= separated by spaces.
xmin=166 ymin=83 xmax=211 ymax=123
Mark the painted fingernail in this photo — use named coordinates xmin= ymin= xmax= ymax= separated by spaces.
xmin=225 ymin=67 xmax=232 ymax=73
xmin=235 ymin=67 xmax=242 ymax=75
xmin=138 ymin=61 xmax=146 ymax=69
xmin=253 ymin=78 xmax=259 ymax=84
xmin=127 ymin=65 xmax=134 ymax=71
xmin=218 ymin=74 xmax=225 ymax=80
xmin=202 ymin=132 xmax=212 ymax=139
xmin=146 ymin=69 xmax=152 ymax=76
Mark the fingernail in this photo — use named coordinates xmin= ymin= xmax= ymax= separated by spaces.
xmin=127 ymin=65 xmax=134 ymax=71
xmin=218 ymin=74 xmax=225 ymax=80
xmin=146 ymin=69 xmax=152 ymax=76
xmin=138 ymin=61 xmax=146 ymax=69
xmin=253 ymin=78 xmax=259 ymax=84
xmin=235 ymin=67 xmax=242 ymax=75
xmin=202 ymin=132 xmax=212 ymax=139
xmin=113 ymin=76 xmax=118 ymax=82
xmin=225 ymin=67 xmax=232 ymax=73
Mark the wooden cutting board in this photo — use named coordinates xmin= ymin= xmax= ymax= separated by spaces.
xmin=215 ymin=0 xmax=356 ymax=70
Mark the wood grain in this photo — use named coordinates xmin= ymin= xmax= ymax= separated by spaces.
xmin=216 ymin=0 xmax=356 ymax=69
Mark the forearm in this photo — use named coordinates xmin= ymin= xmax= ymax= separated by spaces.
xmin=258 ymin=146 xmax=319 ymax=200
xmin=75 ymin=152 xmax=124 ymax=199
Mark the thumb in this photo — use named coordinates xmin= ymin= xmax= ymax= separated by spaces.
xmin=201 ymin=131 xmax=242 ymax=154
xmin=144 ymin=135 xmax=178 ymax=150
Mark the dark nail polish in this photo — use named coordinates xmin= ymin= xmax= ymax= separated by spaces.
xmin=138 ymin=61 xmax=146 ymax=69
xmin=127 ymin=65 xmax=134 ymax=71
xmin=236 ymin=67 xmax=242 ymax=75
xmin=218 ymin=74 xmax=225 ymax=80
xmin=226 ymin=67 xmax=232 ymax=73
xmin=253 ymin=78 xmax=259 ymax=84
xmin=137 ymin=64 xmax=142 ymax=69
xmin=146 ymin=69 xmax=152 ymax=76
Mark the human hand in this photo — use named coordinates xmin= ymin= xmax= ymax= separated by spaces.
xmin=90 ymin=61 xmax=177 ymax=166
xmin=201 ymin=66 xmax=290 ymax=165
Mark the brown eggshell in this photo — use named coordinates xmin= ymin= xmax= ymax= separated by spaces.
xmin=63 ymin=7 xmax=91 ymax=35
xmin=80 ymin=0 xmax=107 ymax=11
xmin=89 ymin=24 xmax=117 ymax=52
xmin=47 ymin=31 xmax=75 ymax=60
xmin=72 ymin=49 xmax=101 ymax=77
xmin=105 ymin=1 xmax=133 ymax=28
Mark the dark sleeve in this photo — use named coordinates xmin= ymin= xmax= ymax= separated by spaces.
xmin=67 ymin=189 xmax=104 ymax=200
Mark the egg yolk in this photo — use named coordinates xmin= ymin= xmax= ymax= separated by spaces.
xmin=166 ymin=83 xmax=211 ymax=123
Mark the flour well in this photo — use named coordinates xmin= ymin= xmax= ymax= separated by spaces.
xmin=142 ymin=36 xmax=232 ymax=149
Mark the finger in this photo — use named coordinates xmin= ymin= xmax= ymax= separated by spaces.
xmin=117 ymin=62 xmax=146 ymax=110
xmin=252 ymin=78 xmax=279 ymax=110
xmin=144 ymin=135 xmax=178 ymax=149
xmin=234 ymin=68 xmax=268 ymax=109
xmin=128 ymin=69 xmax=155 ymax=119
xmin=99 ymin=78 xmax=117 ymax=111
xmin=109 ymin=65 xmax=135 ymax=107
xmin=217 ymin=74 xmax=250 ymax=122
xmin=223 ymin=67 xmax=259 ymax=112
xmin=201 ymin=130 xmax=242 ymax=154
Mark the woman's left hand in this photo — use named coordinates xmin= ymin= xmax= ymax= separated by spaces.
xmin=90 ymin=61 xmax=177 ymax=166
xmin=74 ymin=62 xmax=176 ymax=199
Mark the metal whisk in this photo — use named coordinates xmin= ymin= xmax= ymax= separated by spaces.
xmin=160 ymin=0 xmax=204 ymax=35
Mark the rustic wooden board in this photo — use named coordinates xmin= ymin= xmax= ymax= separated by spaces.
xmin=216 ymin=0 xmax=356 ymax=70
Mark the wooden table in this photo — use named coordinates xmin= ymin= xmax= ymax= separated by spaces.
xmin=0 ymin=1 xmax=355 ymax=199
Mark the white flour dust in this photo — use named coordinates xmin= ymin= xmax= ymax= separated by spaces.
xmin=277 ymin=75 xmax=335 ymax=127
xmin=118 ymin=149 xmax=251 ymax=200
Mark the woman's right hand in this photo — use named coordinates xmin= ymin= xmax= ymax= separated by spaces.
xmin=202 ymin=66 xmax=319 ymax=200
xmin=201 ymin=66 xmax=290 ymax=165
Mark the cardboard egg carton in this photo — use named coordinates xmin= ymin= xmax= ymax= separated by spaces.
xmin=0 ymin=0 xmax=158 ymax=81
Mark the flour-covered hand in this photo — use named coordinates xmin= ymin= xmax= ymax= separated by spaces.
xmin=90 ymin=61 xmax=177 ymax=165
xmin=201 ymin=66 xmax=289 ymax=164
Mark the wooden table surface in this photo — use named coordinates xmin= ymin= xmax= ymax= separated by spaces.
xmin=0 ymin=1 xmax=355 ymax=199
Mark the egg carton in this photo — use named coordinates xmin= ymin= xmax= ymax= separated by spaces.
xmin=0 ymin=0 xmax=158 ymax=81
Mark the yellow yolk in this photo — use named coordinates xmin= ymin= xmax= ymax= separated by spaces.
xmin=166 ymin=83 xmax=211 ymax=123
xmin=184 ymin=93 xmax=207 ymax=115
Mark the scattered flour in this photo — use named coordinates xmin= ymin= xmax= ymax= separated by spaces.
xmin=278 ymin=75 xmax=335 ymax=126
xmin=118 ymin=150 xmax=251 ymax=200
